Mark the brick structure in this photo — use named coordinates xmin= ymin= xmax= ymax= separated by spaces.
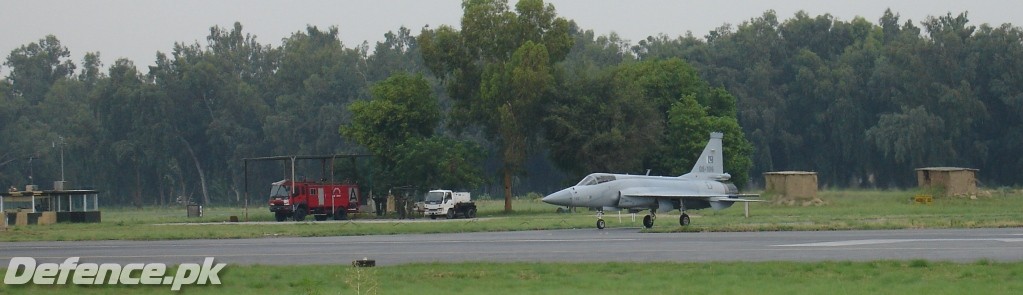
xmin=916 ymin=167 xmax=978 ymax=196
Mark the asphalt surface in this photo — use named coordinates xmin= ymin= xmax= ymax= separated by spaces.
xmin=2 ymin=228 xmax=1022 ymax=266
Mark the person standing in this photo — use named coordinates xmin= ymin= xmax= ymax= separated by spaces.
xmin=396 ymin=193 xmax=408 ymax=219
xmin=373 ymin=193 xmax=387 ymax=217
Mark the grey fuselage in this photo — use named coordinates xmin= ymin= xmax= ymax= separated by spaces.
xmin=542 ymin=173 xmax=740 ymax=212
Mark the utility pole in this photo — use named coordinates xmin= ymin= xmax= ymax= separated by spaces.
xmin=60 ymin=136 xmax=65 ymax=181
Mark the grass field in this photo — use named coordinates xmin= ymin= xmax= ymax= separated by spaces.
xmin=2 ymin=260 xmax=1022 ymax=294
xmin=3 ymin=190 xmax=1022 ymax=294
xmin=1 ymin=189 xmax=1022 ymax=241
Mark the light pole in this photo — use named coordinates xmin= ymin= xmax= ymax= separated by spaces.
xmin=27 ymin=156 xmax=34 ymax=185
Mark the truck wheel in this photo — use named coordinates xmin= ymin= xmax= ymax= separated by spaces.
xmin=314 ymin=214 xmax=327 ymax=221
xmin=293 ymin=207 xmax=307 ymax=221
xmin=467 ymin=208 xmax=477 ymax=218
xmin=446 ymin=210 xmax=455 ymax=219
xmin=430 ymin=214 xmax=437 ymax=220
xmin=334 ymin=207 xmax=348 ymax=220
xmin=274 ymin=212 xmax=288 ymax=222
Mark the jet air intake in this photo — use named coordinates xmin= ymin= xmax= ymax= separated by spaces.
xmin=618 ymin=194 xmax=654 ymax=208
xmin=656 ymin=198 xmax=678 ymax=213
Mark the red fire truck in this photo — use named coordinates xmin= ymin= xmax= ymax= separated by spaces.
xmin=268 ymin=179 xmax=360 ymax=222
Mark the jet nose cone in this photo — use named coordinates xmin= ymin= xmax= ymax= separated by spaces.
xmin=542 ymin=189 xmax=572 ymax=206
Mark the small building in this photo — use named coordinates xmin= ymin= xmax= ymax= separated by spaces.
xmin=916 ymin=167 xmax=978 ymax=196
xmin=1 ymin=182 xmax=102 ymax=226
xmin=764 ymin=171 xmax=818 ymax=200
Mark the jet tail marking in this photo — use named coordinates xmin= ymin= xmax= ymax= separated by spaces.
xmin=681 ymin=132 xmax=728 ymax=180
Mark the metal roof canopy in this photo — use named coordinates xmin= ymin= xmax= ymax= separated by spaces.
xmin=763 ymin=171 xmax=818 ymax=175
xmin=243 ymin=154 xmax=372 ymax=162
xmin=915 ymin=167 xmax=979 ymax=172
xmin=241 ymin=154 xmax=372 ymax=221
xmin=1 ymin=189 xmax=100 ymax=197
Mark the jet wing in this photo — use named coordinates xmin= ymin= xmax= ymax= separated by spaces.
xmin=620 ymin=188 xmax=763 ymax=202
xmin=708 ymin=196 xmax=764 ymax=202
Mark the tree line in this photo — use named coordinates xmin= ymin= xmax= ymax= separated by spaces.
xmin=632 ymin=9 xmax=1023 ymax=188
xmin=2 ymin=1 xmax=1021 ymax=209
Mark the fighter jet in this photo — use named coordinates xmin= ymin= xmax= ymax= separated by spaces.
xmin=542 ymin=132 xmax=760 ymax=229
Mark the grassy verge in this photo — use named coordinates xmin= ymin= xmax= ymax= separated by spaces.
xmin=2 ymin=260 xmax=1022 ymax=294
xmin=2 ymin=190 xmax=1022 ymax=241
xmin=651 ymin=189 xmax=1023 ymax=232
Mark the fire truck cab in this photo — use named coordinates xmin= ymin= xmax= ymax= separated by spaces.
xmin=268 ymin=179 xmax=359 ymax=222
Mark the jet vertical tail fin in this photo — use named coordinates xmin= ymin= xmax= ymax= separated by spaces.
xmin=681 ymin=132 xmax=729 ymax=180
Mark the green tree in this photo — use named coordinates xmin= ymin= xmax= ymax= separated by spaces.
xmin=1 ymin=36 xmax=82 ymax=188
xmin=866 ymin=106 xmax=950 ymax=169
xmin=543 ymin=76 xmax=661 ymax=177
xmin=666 ymin=93 xmax=753 ymax=185
xmin=266 ymin=26 xmax=366 ymax=156
xmin=367 ymin=26 xmax=425 ymax=82
xmin=147 ymin=22 xmax=278 ymax=205
xmin=343 ymin=73 xmax=439 ymax=154
xmin=419 ymin=0 xmax=572 ymax=212
xmin=342 ymin=73 xmax=483 ymax=193
xmin=392 ymin=137 xmax=486 ymax=190
xmin=3 ymin=35 xmax=76 ymax=104
xmin=0 ymin=73 xmax=26 ymax=177
xmin=970 ymin=23 xmax=1023 ymax=184
xmin=89 ymin=59 xmax=161 ymax=205
xmin=545 ymin=57 xmax=753 ymax=186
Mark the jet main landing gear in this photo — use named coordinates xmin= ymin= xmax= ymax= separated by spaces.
xmin=642 ymin=215 xmax=653 ymax=228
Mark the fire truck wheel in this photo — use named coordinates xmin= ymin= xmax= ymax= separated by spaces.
xmin=334 ymin=207 xmax=348 ymax=220
xmin=314 ymin=214 xmax=328 ymax=221
xmin=274 ymin=212 xmax=288 ymax=222
xmin=293 ymin=207 xmax=308 ymax=221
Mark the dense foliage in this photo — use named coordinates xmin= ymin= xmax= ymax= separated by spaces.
xmin=632 ymin=9 xmax=1023 ymax=187
xmin=341 ymin=72 xmax=486 ymax=193
xmin=2 ymin=2 xmax=1021 ymax=208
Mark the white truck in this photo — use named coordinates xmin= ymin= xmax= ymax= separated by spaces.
xmin=423 ymin=190 xmax=477 ymax=219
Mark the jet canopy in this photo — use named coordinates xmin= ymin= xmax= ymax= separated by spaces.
xmin=576 ymin=174 xmax=616 ymax=186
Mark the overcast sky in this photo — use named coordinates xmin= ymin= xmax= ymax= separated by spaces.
xmin=2 ymin=0 xmax=1020 ymax=77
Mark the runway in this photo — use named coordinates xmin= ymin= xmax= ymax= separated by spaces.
xmin=2 ymin=228 xmax=1022 ymax=266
